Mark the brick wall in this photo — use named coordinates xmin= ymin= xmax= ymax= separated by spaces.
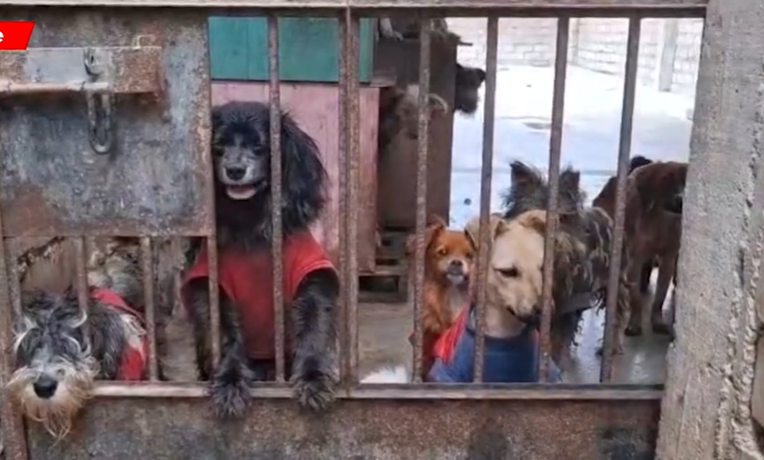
xmin=447 ymin=17 xmax=704 ymax=95
xmin=672 ymin=19 xmax=703 ymax=94
xmin=570 ymin=18 xmax=662 ymax=87
xmin=447 ymin=18 xmax=558 ymax=68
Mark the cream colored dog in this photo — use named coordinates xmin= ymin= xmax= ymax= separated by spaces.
xmin=464 ymin=212 xmax=547 ymax=337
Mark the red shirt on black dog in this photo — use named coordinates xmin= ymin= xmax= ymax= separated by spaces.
xmin=183 ymin=231 xmax=335 ymax=361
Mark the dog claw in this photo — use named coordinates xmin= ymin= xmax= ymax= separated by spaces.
xmin=596 ymin=344 xmax=623 ymax=357
xmin=208 ymin=373 xmax=252 ymax=418
xmin=291 ymin=368 xmax=336 ymax=412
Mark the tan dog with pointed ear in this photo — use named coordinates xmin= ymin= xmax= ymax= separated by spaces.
xmin=464 ymin=212 xmax=547 ymax=339
xmin=405 ymin=215 xmax=474 ymax=380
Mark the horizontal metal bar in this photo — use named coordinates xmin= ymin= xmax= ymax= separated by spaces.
xmin=0 ymin=81 xmax=111 ymax=95
xmin=0 ymin=0 xmax=707 ymax=15
xmin=92 ymin=382 xmax=663 ymax=400
xmin=0 ymin=47 xmax=164 ymax=96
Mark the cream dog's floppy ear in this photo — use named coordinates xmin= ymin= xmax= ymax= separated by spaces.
xmin=464 ymin=213 xmax=509 ymax=253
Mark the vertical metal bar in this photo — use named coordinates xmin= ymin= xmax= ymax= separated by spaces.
xmin=337 ymin=10 xmax=350 ymax=389
xmin=268 ymin=14 xmax=286 ymax=384
xmin=537 ymin=16 xmax=569 ymax=382
xmin=74 ymin=238 xmax=90 ymax=316
xmin=600 ymin=17 xmax=641 ymax=383
xmin=345 ymin=9 xmax=360 ymax=386
xmin=141 ymin=237 xmax=159 ymax=381
xmin=0 ymin=244 xmax=29 ymax=460
xmin=411 ymin=14 xmax=431 ymax=384
xmin=472 ymin=15 xmax=498 ymax=384
xmin=206 ymin=239 xmax=221 ymax=367
xmin=6 ymin=244 xmax=22 ymax=317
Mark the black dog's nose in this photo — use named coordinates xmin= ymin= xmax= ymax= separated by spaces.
xmin=225 ymin=167 xmax=246 ymax=181
xmin=33 ymin=375 xmax=58 ymax=399
xmin=449 ymin=260 xmax=464 ymax=268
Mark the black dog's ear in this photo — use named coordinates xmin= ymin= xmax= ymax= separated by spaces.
xmin=558 ymin=166 xmax=584 ymax=215
xmin=629 ymin=155 xmax=652 ymax=173
xmin=510 ymin=160 xmax=542 ymax=196
xmin=475 ymin=68 xmax=486 ymax=84
xmin=279 ymin=111 xmax=328 ymax=228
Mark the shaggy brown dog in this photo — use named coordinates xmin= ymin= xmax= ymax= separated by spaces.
xmin=619 ymin=161 xmax=686 ymax=337
xmin=501 ymin=161 xmax=633 ymax=359
xmin=378 ymin=84 xmax=449 ymax=157
xmin=592 ymin=155 xmax=655 ymax=293
xmin=405 ymin=215 xmax=474 ymax=380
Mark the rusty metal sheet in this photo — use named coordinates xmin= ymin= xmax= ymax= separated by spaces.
xmin=26 ymin=397 xmax=659 ymax=460
xmin=0 ymin=8 xmax=213 ymax=237
xmin=0 ymin=46 xmax=164 ymax=95
xmin=0 ymin=0 xmax=708 ymax=10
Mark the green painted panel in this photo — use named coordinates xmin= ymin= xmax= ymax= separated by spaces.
xmin=208 ymin=17 xmax=374 ymax=83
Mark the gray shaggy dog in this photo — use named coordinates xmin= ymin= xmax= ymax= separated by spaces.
xmin=8 ymin=237 xmax=154 ymax=438
xmin=500 ymin=161 xmax=632 ymax=359
xmin=182 ymin=101 xmax=339 ymax=419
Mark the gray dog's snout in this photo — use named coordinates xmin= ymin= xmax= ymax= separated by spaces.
xmin=33 ymin=375 xmax=58 ymax=399
xmin=225 ymin=167 xmax=247 ymax=181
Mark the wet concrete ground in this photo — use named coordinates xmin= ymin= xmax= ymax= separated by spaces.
xmin=358 ymin=271 xmax=673 ymax=384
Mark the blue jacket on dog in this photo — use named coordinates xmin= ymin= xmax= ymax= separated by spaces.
xmin=428 ymin=306 xmax=561 ymax=383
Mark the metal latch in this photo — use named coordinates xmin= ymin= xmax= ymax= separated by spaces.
xmin=0 ymin=45 xmax=164 ymax=155
xmin=84 ymin=48 xmax=114 ymax=154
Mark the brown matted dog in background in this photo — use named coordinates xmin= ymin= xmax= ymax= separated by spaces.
xmin=601 ymin=160 xmax=687 ymax=338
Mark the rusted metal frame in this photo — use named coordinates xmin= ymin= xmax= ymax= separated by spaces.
xmin=471 ymin=15 xmax=498 ymax=384
xmin=140 ymin=237 xmax=159 ymax=381
xmin=410 ymin=13 xmax=431 ymax=384
xmin=267 ymin=15 xmax=286 ymax=384
xmin=92 ymin=380 xmax=663 ymax=399
xmin=203 ymin=28 xmax=222 ymax=369
xmin=0 ymin=0 xmax=709 ymax=13
xmin=537 ymin=16 xmax=569 ymax=382
xmin=74 ymin=238 xmax=91 ymax=326
xmin=337 ymin=10 xmax=349 ymax=389
xmin=7 ymin=244 xmax=24 ymax=318
xmin=600 ymin=17 xmax=641 ymax=383
xmin=0 ymin=46 xmax=164 ymax=97
xmin=0 ymin=240 xmax=29 ymax=459
xmin=344 ymin=8 xmax=361 ymax=387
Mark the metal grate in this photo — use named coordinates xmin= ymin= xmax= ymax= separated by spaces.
xmin=0 ymin=2 xmax=706 ymax=459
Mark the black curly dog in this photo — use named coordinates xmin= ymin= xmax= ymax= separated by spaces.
xmin=184 ymin=101 xmax=338 ymax=418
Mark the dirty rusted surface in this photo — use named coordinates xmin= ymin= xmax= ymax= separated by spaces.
xmin=0 ymin=0 xmax=708 ymax=15
xmin=0 ymin=8 xmax=212 ymax=238
xmin=0 ymin=214 xmax=28 ymax=460
xmin=25 ymin=397 xmax=660 ymax=460
xmin=0 ymin=46 xmax=164 ymax=95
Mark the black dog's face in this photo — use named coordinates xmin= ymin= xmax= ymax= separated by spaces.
xmin=212 ymin=119 xmax=269 ymax=201
xmin=455 ymin=64 xmax=487 ymax=115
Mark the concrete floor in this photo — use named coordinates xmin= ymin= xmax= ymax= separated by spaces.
xmin=358 ymin=271 xmax=673 ymax=384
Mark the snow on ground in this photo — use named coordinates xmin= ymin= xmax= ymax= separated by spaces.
xmin=448 ymin=65 xmax=694 ymax=228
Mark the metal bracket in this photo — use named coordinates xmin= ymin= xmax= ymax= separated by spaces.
xmin=84 ymin=48 xmax=115 ymax=154
xmin=0 ymin=45 xmax=164 ymax=155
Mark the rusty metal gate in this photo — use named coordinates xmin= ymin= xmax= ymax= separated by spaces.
xmin=0 ymin=1 xmax=706 ymax=459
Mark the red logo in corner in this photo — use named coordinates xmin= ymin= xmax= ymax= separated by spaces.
xmin=0 ymin=21 xmax=35 ymax=50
